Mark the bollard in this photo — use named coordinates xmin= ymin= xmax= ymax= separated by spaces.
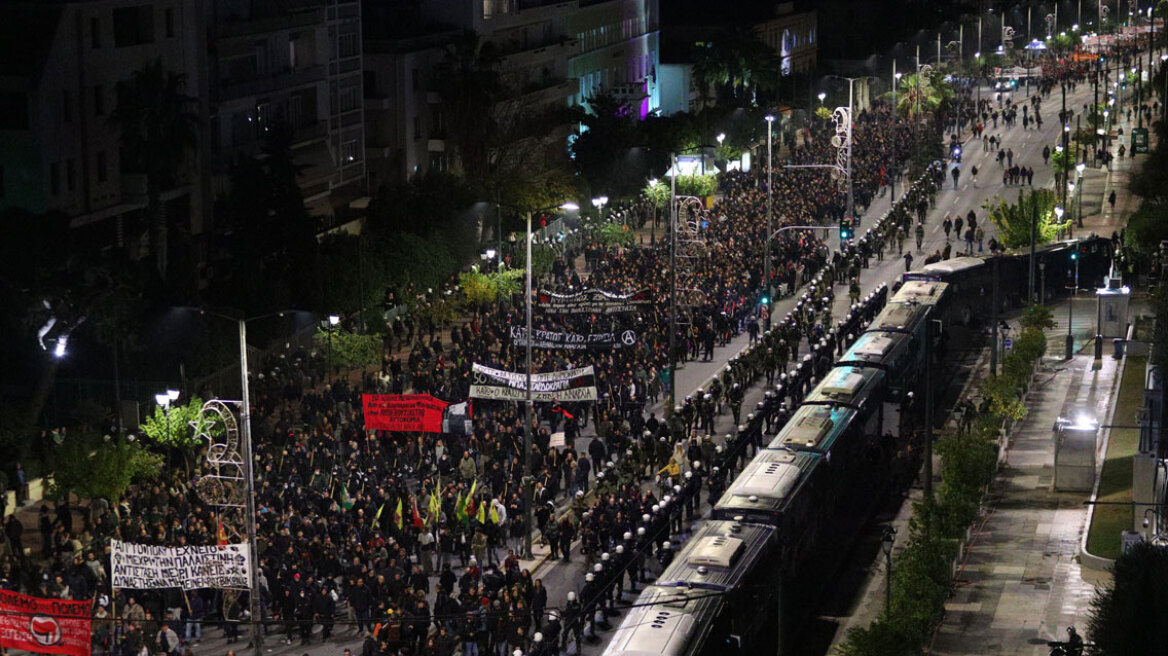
xmin=1114 ymin=339 xmax=1125 ymax=360
xmin=1064 ymin=333 xmax=1074 ymax=360
xmin=1094 ymin=334 xmax=1104 ymax=360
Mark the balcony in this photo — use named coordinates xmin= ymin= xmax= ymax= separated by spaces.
xmin=218 ymin=65 xmax=325 ymax=102
xmin=508 ymin=77 xmax=574 ymax=105
xmin=215 ymin=5 xmax=324 ymax=40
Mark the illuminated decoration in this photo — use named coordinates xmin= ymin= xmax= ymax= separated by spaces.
xmin=1001 ymin=25 xmax=1017 ymax=49
xmin=194 ymin=400 xmax=247 ymax=509
xmin=829 ymin=106 xmax=850 ymax=183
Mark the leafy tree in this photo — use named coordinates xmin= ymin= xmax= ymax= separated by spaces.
xmin=982 ymin=188 xmax=1060 ymax=249
xmin=675 ymin=175 xmax=718 ymax=198
xmin=459 ymin=268 xmax=524 ymax=313
xmin=570 ymin=93 xmax=643 ymax=197
xmin=0 ymin=209 xmax=143 ymax=429
xmin=1151 ymin=285 xmax=1168 ymax=372
xmin=1088 ymin=542 xmax=1168 ymax=655
xmin=139 ymin=397 xmax=219 ymax=473
xmin=512 ymin=244 xmax=557 ymax=279
xmin=1020 ymin=305 xmax=1056 ymax=331
xmin=46 ymin=433 xmax=164 ymax=512
xmin=595 ymin=223 xmax=636 ymax=248
xmin=314 ymin=326 xmax=383 ymax=372
xmin=212 ymin=124 xmax=319 ymax=313
xmin=107 ymin=60 xmax=198 ymax=277
xmin=434 ymin=32 xmax=503 ymax=181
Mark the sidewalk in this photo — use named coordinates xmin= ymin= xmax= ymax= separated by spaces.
xmin=927 ymin=351 xmax=1120 ymax=654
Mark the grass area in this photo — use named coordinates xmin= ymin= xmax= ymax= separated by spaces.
xmin=1086 ymin=355 xmax=1145 ymax=560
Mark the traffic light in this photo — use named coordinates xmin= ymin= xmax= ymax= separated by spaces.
xmin=840 ymin=217 xmax=853 ymax=245
xmin=1070 ymin=251 xmax=1078 ymax=261
xmin=760 ymin=294 xmax=770 ymax=306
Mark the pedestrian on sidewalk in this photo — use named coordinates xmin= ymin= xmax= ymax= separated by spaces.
xmin=1108 ymin=189 xmax=1117 ymax=211
xmin=904 ymin=252 xmax=914 ymax=272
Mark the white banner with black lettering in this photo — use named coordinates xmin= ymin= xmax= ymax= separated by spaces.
xmin=536 ymin=288 xmax=653 ymax=315
xmin=509 ymin=326 xmax=638 ymax=350
xmin=110 ymin=540 xmax=253 ymax=590
xmin=470 ymin=364 xmax=598 ymax=402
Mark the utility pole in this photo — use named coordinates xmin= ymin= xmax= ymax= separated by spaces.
xmin=1029 ymin=193 xmax=1038 ymax=304
xmin=765 ymin=115 xmax=775 ymax=330
xmin=892 ymin=59 xmax=898 ymax=204
xmin=236 ymin=320 xmax=262 ymax=656
xmin=667 ymin=154 xmax=678 ymax=416
xmin=924 ymin=313 xmax=936 ymax=502
xmin=522 ymin=210 xmax=534 ymax=559
xmin=991 ymin=257 xmax=1000 ymax=376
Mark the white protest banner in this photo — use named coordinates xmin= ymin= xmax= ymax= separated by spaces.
xmin=469 ymin=363 xmax=598 ymax=402
xmin=536 ymin=288 xmax=653 ymax=315
xmin=111 ymin=540 xmax=253 ymax=590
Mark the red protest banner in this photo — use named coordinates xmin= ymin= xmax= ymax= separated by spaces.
xmin=0 ymin=590 xmax=92 ymax=656
xmin=362 ymin=394 xmax=449 ymax=433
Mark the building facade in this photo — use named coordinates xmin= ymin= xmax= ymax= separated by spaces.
xmin=361 ymin=0 xmax=661 ymax=188
xmin=0 ymin=0 xmax=202 ymax=253
xmin=0 ymin=0 xmax=366 ymax=258
xmin=755 ymin=1 xmax=817 ymax=77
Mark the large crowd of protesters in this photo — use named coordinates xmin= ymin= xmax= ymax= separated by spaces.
xmin=6 ymin=44 xmax=1129 ymax=654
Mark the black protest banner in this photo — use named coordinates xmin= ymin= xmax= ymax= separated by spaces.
xmin=508 ymin=326 xmax=638 ymax=350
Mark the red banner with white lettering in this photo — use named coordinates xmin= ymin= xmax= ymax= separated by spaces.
xmin=362 ymin=394 xmax=450 ymax=433
xmin=0 ymin=590 xmax=92 ymax=656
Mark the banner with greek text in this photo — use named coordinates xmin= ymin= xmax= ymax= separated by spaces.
xmin=536 ymin=288 xmax=653 ymax=315
xmin=111 ymin=540 xmax=252 ymax=590
xmin=470 ymin=364 xmax=598 ymax=402
xmin=0 ymin=590 xmax=91 ymax=656
xmin=362 ymin=394 xmax=450 ymax=433
xmin=509 ymin=326 xmax=638 ymax=350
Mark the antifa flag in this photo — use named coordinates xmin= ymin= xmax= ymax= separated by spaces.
xmin=536 ymin=288 xmax=653 ymax=315
xmin=470 ymin=363 xmax=598 ymax=402
xmin=362 ymin=394 xmax=450 ymax=433
xmin=509 ymin=326 xmax=638 ymax=350
xmin=0 ymin=590 xmax=92 ymax=656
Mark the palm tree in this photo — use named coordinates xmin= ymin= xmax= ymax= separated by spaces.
xmin=893 ymin=72 xmax=953 ymax=119
xmin=107 ymin=60 xmax=198 ymax=277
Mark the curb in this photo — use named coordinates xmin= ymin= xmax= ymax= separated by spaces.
xmin=1077 ymin=351 xmax=1128 ymax=574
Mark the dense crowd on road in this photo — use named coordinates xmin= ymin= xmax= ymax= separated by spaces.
xmin=0 ymin=74 xmax=970 ymax=656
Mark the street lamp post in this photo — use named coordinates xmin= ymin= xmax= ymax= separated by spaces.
xmin=327 ymin=315 xmax=340 ymax=383
xmin=881 ymin=527 xmax=896 ymax=613
xmin=591 ymin=196 xmax=609 ymax=221
xmin=195 ymin=307 xmax=307 ymax=656
xmin=1067 ymin=249 xmax=1080 ymax=359
xmin=1076 ymin=162 xmax=1087 ymax=227
xmin=765 ymin=114 xmax=775 ymax=330
xmin=520 ymin=201 xmax=577 ymax=559
xmin=154 ymin=389 xmax=180 ymax=442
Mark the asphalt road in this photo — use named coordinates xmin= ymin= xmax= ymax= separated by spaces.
xmin=176 ymin=77 xmax=1099 ymax=656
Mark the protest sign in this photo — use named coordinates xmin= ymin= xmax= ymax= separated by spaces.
xmin=469 ymin=364 xmax=598 ymax=401
xmin=536 ymin=288 xmax=653 ymax=315
xmin=362 ymin=394 xmax=450 ymax=433
xmin=508 ymin=326 xmax=638 ymax=350
xmin=0 ymin=590 xmax=91 ymax=656
xmin=111 ymin=540 xmax=252 ymax=590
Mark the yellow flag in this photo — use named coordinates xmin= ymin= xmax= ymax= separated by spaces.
xmin=489 ymin=505 xmax=500 ymax=525
xmin=394 ymin=498 xmax=403 ymax=531
xmin=476 ymin=502 xmax=486 ymax=525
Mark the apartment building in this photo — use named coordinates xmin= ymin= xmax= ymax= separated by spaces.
xmin=362 ymin=0 xmax=660 ymax=187
xmin=0 ymin=0 xmax=366 ymax=258
xmin=0 ymin=0 xmax=202 ymax=253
